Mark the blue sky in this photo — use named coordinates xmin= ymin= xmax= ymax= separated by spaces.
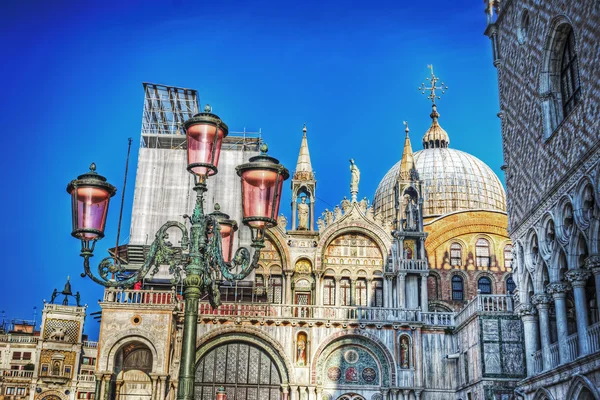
xmin=0 ymin=0 xmax=502 ymax=339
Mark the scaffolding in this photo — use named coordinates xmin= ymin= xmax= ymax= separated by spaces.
xmin=141 ymin=82 xmax=199 ymax=148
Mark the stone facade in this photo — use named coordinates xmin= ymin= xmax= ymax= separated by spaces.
xmin=485 ymin=0 xmax=600 ymax=399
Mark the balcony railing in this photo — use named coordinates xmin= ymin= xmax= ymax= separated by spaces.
xmin=549 ymin=342 xmax=560 ymax=368
xmin=0 ymin=335 xmax=39 ymax=344
xmin=102 ymin=289 xmax=177 ymax=305
xmin=83 ymin=340 xmax=98 ymax=348
xmin=587 ymin=321 xmax=600 ymax=354
xmin=455 ymin=294 xmax=514 ymax=326
xmin=566 ymin=333 xmax=579 ymax=362
xmin=198 ymin=303 xmax=455 ymax=326
xmin=78 ymin=374 xmax=96 ymax=382
xmin=2 ymin=370 xmax=34 ymax=378
xmin=396 ymin=259 xmax=428 ymax=272
xmin=532 ymin=350 xmax=542 ymax=375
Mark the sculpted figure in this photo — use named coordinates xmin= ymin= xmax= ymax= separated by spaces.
xmin=341 ymin=196 xmax=351 ymax=213
xmin=297 ymin=197 xmax=309 ymax=230
xmin=325 ymin=209 xmax=334 ymax=225
xmin=349 ymin=159 xmax=360 ymax=198
xmin=317 ymin=217 xmax=325 ymax=231
xmin=366 ymin=206 xmax=375 ymax=221
xmin=334 ymin=205 xmax=342 ymax=221
xmin=359 ymin=197 xmax=368 ymax=214
xmin=277 ymin=213 xmax=288 ymax=230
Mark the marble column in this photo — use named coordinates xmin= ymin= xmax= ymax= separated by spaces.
xmin=158 ymin=375 xmax=166 ymax=400
xmin=517 ymin=303 xmax=539 ymax=376
xmin=420 ymin=273 xmax=429 ymax=312
xmin=315 ymin=386 xmax=322 ymax=400
xmin=115 ymin=380 xmax=124 ymax=400
xmin=149 ymin=374 xmax=158 ymax=400
xmin=547 ymin=282 xmax=571 ymax=363
xmin=380 ymin=389 xmax=389 ymax=400
xmin=350 ymin=280 xmax=357 ymax=306
xmin=289 ymin=385 xmax=298 ymax=400
xmin=585 ymin=255 xmax=600 ymax=323
xmin=398 ymin=273 xmax=406 ymax=309
xmin=414 ymin=390 xmax=422 ymax=400
xmin=314 ymin=272 xmax=322 ymax=307
xmin=281 ymin=385 xmax=289 ymax=400
xmin=531 ymin=293 xmax=553 ymax=370
xmin=402 ymin=390 xmax=410 ymax=400
xmin=308 ymin=386 xmax=316 ymax=400
xmin=566 ymin=268 xmax=592 ymax=356
xmin=285 ymin=272 xmax=293 ymax=305
xmin=366 ymin=278 xmax=373 ymax=307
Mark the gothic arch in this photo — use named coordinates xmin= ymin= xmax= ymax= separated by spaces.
xmin=532 ymin=387 xmax=554 ymax=400
xmin=565 ymin=374 xmax=600 ymax=400
xmin=194 ymin=326 xmax=294 ymax=384
xmin=101 ymin=332 xmax=161 ymax=374
xmin=311 ymin=330 xmax=396 ymax=386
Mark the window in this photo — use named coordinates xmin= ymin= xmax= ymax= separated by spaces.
xmin=16 ymin=388 xmax=26 ymax=396
xmin=450 ymin=243 xmax=463 ymax=266
xmin=82 ymin=357 xmax=90 ymax=365
xmin=476 ymin=239 xmax=491 ymax=268
xmin=6 ymin=388 xmax=15 ymax=395
xmin=506 ymin=276 xmax=516 ymax=294
xmin=78 ymin=392 xmax=87 ymax=399
xmin=64 ymin=365 xmax=72 ymax=375
xmin=340 ymin=279 xmax=351 ymax=306
xmin=22 ymin=352 xmax=31 ymax=361
xmin=267 ymin=275 xmax=282 ymax=304
xmin=452 ymin=276 xmax=464 ymax=301
xmin=12 ymin=352 xmax=21 ymax=360
xmin=504 ymin=244 xmax=513 ymax=269
xmin=355 ymin=280 xmax=367 ymax=306
xmin=323 ymin=278 xmax=336 ymax=306
xmin=373 ymin=280 xmax=384 ymax=307
xmin=560 ymin=29 xmax=581 ymax=116
xmin=478 ymin=277 xmax=492 ymax=294
xmin=254 ymin=275 xmax=264 ymax=294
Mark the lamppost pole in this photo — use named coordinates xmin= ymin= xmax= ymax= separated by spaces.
xmin=67 ymin=105 xmax=288 ymax=400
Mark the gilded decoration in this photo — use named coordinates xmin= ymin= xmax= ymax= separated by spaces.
xmin=43 ymin=319 xmax=80 ymax=342
xmin=323 ymin=346 xmax=379 ymax=386
xmin=295 ymin=259 xmax=312 ymax=273
xmin=259 ymin=238 xmax=282 ymax=270
xmin=323 ymin=233 xmax=383 ymax=272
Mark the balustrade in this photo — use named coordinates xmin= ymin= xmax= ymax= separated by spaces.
xmin=2 ymin=370 xmax=34 ymax=378
xmin=566 ymin=333 xmax=579 ymax=362
xmin=83 ymin=340 xmax=98 ymax=348
xmin=198 ymin=302 xmax=454 ymax=326
xmin=78 ymin=374 xmax=96 ymax=382
xmin=532 ymin=350 xmax=542 ymax=375
xmin=102 ymin=289 xmax=177 ymax=305
xmin=455 ymin=294 xmax=513 ymax=326
xmin=587 ymin=322 xmax=600 ymax=353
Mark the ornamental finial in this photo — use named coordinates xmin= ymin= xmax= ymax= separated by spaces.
xmin=403 ymin=121 xmax=409 ymax=134
xmin=303 ymin=123 xmax=307 ymax=134
xmin=260 ymin=143 xmax=269 ymax=154
xmin=214 ymin=203 xmax=221 ymax=211
xmin=417 ymin=64 xmax=448 ymax=105
xmin=89 ymin=163 xmax=96 ymax=172
xmin=204 ymin=104 xmax=212 ymax=113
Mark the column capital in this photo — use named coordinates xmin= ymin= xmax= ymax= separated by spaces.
xmin=585 ymin=254 xmax=600 ymax=273
xmin=546 ymin=281 xmax=571 ymax=296
xmin=398 ymin=272 xmax=407 ymax=279
xmin=285 ymin=271 xmax=294 ymax=277
xmin=516 ymin=303 xmax=537 ymax=318
xmin=420 ymin=272 xmax=429 ymax=278
xmin=565 ymin=268 xmax=592 ymax=287
xmin=531 ymin=293 xmax=552 ymax=308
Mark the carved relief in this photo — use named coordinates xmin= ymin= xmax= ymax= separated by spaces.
xmin=324 ymin=233 xmax=383 ymax=272
xmin=43 ymin=319 xmax=80 ymax=342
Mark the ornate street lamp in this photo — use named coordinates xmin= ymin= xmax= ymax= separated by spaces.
xmin=67 ymin=105 xmax=288 ymax=400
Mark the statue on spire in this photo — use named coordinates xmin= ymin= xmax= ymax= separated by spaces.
xmin=349 ymin=159 xmax=360 ymax=202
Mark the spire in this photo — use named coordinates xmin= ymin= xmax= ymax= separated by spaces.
xmin=399 ymin=122 xmax=417 ymax=181
xmin=418 ymin=65 xmax=450 ymax=149
xmin=294 ymin=123 xmax=314 ymax=180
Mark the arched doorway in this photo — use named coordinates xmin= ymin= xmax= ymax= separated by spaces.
xmin=195 ymin=342 xmax=282 ymax=400
xmin=112 ymin=341 xmax=153 ymax=400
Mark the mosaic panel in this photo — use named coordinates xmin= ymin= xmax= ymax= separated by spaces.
xmin=324 ymin=233 xmax=383 ymax=270
xmin=323 ymin=346 xmax=379 ymax=386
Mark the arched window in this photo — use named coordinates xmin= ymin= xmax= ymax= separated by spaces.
xmin=478 ymin=277 xmax=492 ymax=294
xmin=540 ymin=23 xmax=581 ymax=137
xmin=340 ymin=279 xmax=351 ymax=306
xmin=476 ymin=239 xmax=491 ymax=268
xmin=560 ymin=29 xmax=581 ymax=116
xmin=355 ymin=280 xmax=367 ymax=306
xmin=267 ymin=275 xmax=282 ymax=304
xmin=450 ymin=243 xmax=463 ymax=266
xmin=504 ymin=244 xmax=513 ymax=269
xmin=452 ymin=276 xmax=464 ymax=301
xmin=323 ymin=278 xmax=336 ymax=306
xmin=373 ymin=280 xmax=383 ymax=307
xmin=506 ymin=275 xmax=516 ymax=294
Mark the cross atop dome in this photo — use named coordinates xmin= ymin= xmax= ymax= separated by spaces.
xmin=418 ymin=65 xmax=450 ymax=149
xmin=418 ymin=64 xmax=448 ymax=105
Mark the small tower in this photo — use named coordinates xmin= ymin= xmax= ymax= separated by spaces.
xmin=35 ymin=278 xmax=87 ymax=400
xmin=291 ymin=124 xmax=317 ymax=231
xmin=391 ymin=122 xmax=430 ymax=311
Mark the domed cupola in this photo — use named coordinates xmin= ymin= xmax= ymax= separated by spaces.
xmin=422 ymin=104 xmax=449 ymax=149
xmin=373 ymin=66 xmax=506 ymax=221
